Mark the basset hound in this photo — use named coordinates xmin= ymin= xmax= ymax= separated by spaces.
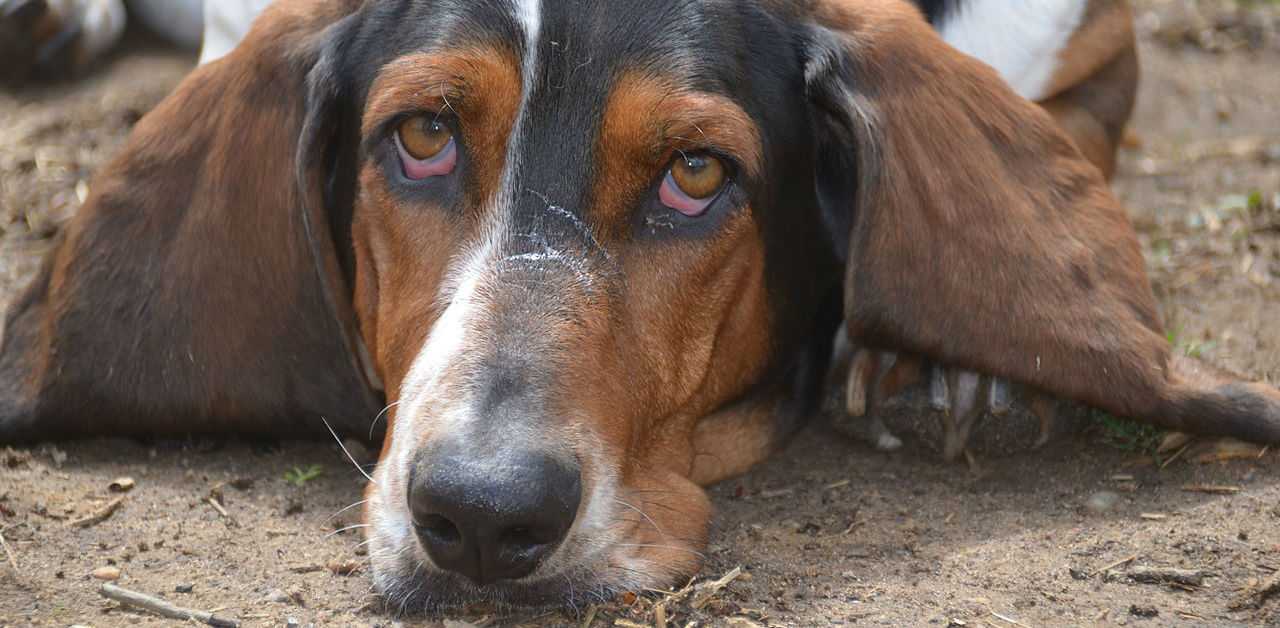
xmin=2 ymin=0 xmax=1277 ymax=612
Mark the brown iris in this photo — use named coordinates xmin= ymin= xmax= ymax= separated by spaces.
xmin=398 ymin=116 xmax=454 ymax=160
xmin=670 ymin=154 xmax=726 ymax=199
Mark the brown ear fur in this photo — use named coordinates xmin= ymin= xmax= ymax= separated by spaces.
xmin=809 ymin=0 xmax=1280 ymax=442
xmin=0 ymin=0 xmax=380 ymax=440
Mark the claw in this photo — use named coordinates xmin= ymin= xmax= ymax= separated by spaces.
xmin=845 ymin=345 xmax=873 ymax=418
xmin=928 ymin=362 xmax=949 ymax=410
xmin=988 ymin=377 xmax=1012 ymax=415
xmin=839 ymin=346 xmax=923 ymax=450
xmin=940 ymin=368 xmax=989 ymax=462
xmin=870 ymin=423 xmax=904 ymax=451
xmin=1026 ymin=390 xmax=1058 ymax=449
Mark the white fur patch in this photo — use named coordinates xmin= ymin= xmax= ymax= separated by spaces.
xmin=936 ymin=0 xmax=1086 ymax=102
xmin=72 ymin=0 xmax=126 ymax=66
xmin=198 ymin=0 xmax=274 ymax=64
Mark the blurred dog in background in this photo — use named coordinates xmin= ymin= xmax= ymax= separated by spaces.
xmin=0 ymin=0 xmax=270 ymax=79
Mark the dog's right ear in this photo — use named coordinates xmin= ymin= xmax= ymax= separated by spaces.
xmin=0 ymin=0 xmax=381 ymax=441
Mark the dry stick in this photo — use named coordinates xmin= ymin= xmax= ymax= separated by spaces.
xmin=99 ymin=583 xmax=239 ymax=628
xmin=579 ymin=604 xmax=599 ymax=628
xmin=205 ymin=497 xmax=230 ymax=518
xmin=1160 ymin=440 xmax=1192 ymax=469
xmin=1092 ymin=553 xmax=1139 ymax=577
xmin=989 ymin=611 xmax=1031 ymax=628
xmin=0 ymin=530 xmax=17 ymax=572
xmin=68 ymin=496 xmax=125 ymax=528
xmin=1180 ymin=484 xmax=1241 ymax=494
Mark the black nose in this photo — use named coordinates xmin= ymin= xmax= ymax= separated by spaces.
xmin=408 ymin=448 xmax=581 ymax=584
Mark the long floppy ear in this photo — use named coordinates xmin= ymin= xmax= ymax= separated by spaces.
xmin=0 ymin=0 xmax=381 ymax=440
xmin=806 ymin=0 xmax=1280 ymax=442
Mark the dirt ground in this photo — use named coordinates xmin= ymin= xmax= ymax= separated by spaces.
xmin=2 ymin=1 xmax=1280 ymax=626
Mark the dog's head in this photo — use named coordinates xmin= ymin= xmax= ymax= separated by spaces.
xmin=329 ymin=0 xmax=844 ymax=608
xmin=6 ymin=0 xmax=1179 ymax=612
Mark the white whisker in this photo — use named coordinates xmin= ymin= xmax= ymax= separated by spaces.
xmin=325 ymin=523 xmax=371 ymax=539
xmin=322 ymin=416 xmax=373 ymax=482
xmin=370 ymin=400 xmax=400 ymax=441
xmin=319 ymin=499 xmax=369 ymax=528
xmin=611 ymin=498 xmax=667 ymax=541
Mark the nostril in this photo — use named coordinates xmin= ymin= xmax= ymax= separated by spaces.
xmin=416 ymin=514 xmax=461 ymax=547
xmin=499 ymin=526 xmax=552 ymax=555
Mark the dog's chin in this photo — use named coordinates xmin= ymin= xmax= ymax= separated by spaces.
xmin=369 ymin=536 xmax=696 ymax=613
xmin=374 ymin=559 xmax=633 ymax=613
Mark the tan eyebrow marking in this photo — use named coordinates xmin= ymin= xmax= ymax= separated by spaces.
xmin=593 ymin=70 xmax=763 ymax=241
xmin=363 ymin=48 xmax=523 ymax=204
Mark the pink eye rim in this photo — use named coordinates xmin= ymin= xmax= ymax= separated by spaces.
xmin=658 ymin=170 xmax=719 ymax=217
xmin=394 ymin=128 xmax=458 ymax=180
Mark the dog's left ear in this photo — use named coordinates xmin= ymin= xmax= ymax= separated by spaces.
xmin=805 ymin=0 xmax=1280 ymax=441
xmin=0 ymin=0 xmax=380 ymax=441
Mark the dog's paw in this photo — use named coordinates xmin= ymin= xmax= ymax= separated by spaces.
xmin=825 ymin=348 xmax=1091 ymax=459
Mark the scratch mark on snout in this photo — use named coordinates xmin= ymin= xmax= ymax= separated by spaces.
xmin=523 ymin=188 xmax=611 ymax=259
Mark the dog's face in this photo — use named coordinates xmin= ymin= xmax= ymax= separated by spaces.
xmin=338 ymin=0 xmax=838 ymax=609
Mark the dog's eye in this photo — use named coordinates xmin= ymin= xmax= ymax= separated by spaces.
xmin=396 ymin=116 xmax=457 ymax=179
xmin=659 ymin=154 xmax=726 ymax=217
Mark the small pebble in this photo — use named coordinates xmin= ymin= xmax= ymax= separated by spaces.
xmin=286 ymin=618 xmax=300 ymax=628
xmin=175 ymin=584 xmax=194 ymax=593
xmin=108 ymin=477 xmax=135 ymax=492
xmin=264 ymin=588 xmax=305 ymax=606
xmin=1129 ymin=603 xmax=1158 ymax=618
xmin=1084 ymin=490 xmax=1120 ymax=513
xmin=91 ymin=566 xmax=121 ymax=581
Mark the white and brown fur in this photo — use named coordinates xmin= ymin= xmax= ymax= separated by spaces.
xmin=2 ymin=0 xmax=1277 ymax=613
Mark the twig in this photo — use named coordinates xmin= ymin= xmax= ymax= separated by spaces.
xmin=691 ymin=566 xmax=743 ymax=609
xmin=1160 ymin=440 xmax=1192 ymax=469
xmin=99 ymin=583 xmax=240 ymax=627
xmin=1105 ymin=566 xmax=1208 ymax=587
xmin=0 ymin=529 xmax=17 ymax=572
xmin=1092 ymin=553 xmax=1139 ymax=577
xmin=1180 ymin=484 xmax=1240 ymax=494
xmin=205 ymin=497 xmax=230 ymax=518
xmin=579 ymin=604 xmax=598 ymax=628
xmin=990 ymin=611 xmax=1031 ymax=628
xmin=68 ymin=496 xmax=125 ymax=528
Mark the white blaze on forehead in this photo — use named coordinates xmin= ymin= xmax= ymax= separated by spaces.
xmin=502 ymin=0 xmax=543 ymax=194
xmin=936 ymin=0 xmax=1086 ymax=102
xmin=514 ymin=0 xmax=543 ymax=58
